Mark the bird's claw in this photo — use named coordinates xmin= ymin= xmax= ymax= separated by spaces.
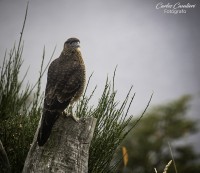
xmin=63 ymin=106 xmax=79 ymax=122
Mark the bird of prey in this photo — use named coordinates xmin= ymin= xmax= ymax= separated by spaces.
xmin=37 ymin=38 xmax=86 ymax=146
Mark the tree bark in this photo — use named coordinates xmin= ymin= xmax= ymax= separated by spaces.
xmin=0 ymin=140 xmax=11 ymax=173
xmin=22 ymin=114 xmax=96 ymax=173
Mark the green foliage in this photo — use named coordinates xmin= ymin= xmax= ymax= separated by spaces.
xmin=0 ymin=42 xmax=41 ymax=172
xmin=76 ymin=72 xmax=144 ymax=173
xmin=0 ymin=5 xmax=48 ymax=172
xmin=117 ymin=95 xmax=200 ymax=173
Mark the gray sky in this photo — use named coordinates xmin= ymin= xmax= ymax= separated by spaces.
xmin=0 ymin=0 xmax=200 ymax=146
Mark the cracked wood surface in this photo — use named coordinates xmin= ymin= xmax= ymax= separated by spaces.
xmin=23 ymin=114 xmax=96 ymax=173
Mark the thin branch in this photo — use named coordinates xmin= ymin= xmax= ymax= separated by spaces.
xmin=17 ymin=2 xmax=29 ymax=55
xmin=131 ymin=92 xmax=153 ymax=129
xmin=168 ymin=142 xmax=178 ymax=173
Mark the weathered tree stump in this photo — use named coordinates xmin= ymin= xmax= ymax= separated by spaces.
xmin=23 ymin=114 xmax=96 ymax=173
xmin=0 ymin=140 xmax=11 ymax=173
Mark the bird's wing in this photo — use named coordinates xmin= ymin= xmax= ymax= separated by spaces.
xmin=44 ymin=59 xmax=81 ymax=109
xmin=37 ymin=59 xmax=81 ymax=146
xmin=56 ymin=69 xmax=82 ymax=103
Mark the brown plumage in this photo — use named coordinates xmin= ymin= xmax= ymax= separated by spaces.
xmin=37 ymin=38 xmax=86 ymax=146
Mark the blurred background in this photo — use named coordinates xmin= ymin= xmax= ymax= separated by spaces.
xmin=0 ymin=0 xmax=200 ymax=172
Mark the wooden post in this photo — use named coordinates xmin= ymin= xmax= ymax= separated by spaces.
xmin=23 ymin=114 xmax=96 ymax=173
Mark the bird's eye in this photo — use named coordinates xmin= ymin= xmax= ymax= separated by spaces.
xmin=71 ymin=41 xmax=80 ymax=47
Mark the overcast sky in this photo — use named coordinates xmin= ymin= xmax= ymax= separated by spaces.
xmin=0 ymin=0 xmax=200 ymax=146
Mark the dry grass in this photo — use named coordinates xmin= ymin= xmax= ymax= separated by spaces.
xmin=154 ymin=160 xmax=172 ymax=173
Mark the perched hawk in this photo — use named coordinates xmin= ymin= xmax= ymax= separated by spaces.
xmin=37 ymin=38 xmax=86 ymax=146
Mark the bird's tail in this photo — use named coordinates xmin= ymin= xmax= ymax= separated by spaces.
xmin=37 ymin=109 xmax=60 ymax=146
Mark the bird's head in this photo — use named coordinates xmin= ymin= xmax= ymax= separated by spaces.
xmin=64 ymin=37 xmax=80 ymax=50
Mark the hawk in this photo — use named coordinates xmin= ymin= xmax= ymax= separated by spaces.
xmin=37 ymin=38 xmax=86 ymax=146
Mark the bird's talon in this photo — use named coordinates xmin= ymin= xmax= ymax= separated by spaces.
xmin=70 ymin=114 xmax=79 ymax=122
